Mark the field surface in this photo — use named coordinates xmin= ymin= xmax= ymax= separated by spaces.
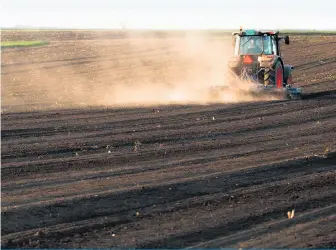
xmin=1 ymin=30 xmax=336 ymax=248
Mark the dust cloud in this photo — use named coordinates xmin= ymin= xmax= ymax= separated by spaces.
xmin=1 ymin=30 xmax=284 ymax=112
xmin=93 ymin=32 xmax=283 ymax=107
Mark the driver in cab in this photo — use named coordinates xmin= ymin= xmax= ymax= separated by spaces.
xmin=247 ymin=38 xmax=263 ymax=54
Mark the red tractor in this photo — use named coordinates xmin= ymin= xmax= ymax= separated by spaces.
xmin=222 ymin=28 xmax=302 ymax=99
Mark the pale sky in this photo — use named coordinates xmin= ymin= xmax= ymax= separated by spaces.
xmin=1 ymin=0 xmax=335 ymax=30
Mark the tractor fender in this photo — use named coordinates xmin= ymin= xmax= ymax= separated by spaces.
xmin=284 ymin=65 xmax=294 ymax=84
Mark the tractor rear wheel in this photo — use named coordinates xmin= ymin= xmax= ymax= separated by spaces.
xmin=264 ymin=61 xmax=284 ymax=88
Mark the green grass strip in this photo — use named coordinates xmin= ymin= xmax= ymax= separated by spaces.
xmin=1 ymin=40 xmax=49 ymax=48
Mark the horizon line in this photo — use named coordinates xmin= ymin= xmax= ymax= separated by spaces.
xmin=2 ymin=27 xmax=336 ymax=32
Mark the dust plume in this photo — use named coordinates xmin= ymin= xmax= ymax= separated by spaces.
xmin=1 ymin=30 xmax=284 ymax=112
xmin=92 ymin=32 xmax=284 ymax=107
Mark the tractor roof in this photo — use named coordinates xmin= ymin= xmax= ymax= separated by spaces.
xmin=243 ymin=29 xmax=259 ymax=35
xmin=233 ymin=29 xmax=279 ymax=36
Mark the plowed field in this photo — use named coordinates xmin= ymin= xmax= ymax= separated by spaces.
xmin=1 ymin=31 xmax=336 ymax=248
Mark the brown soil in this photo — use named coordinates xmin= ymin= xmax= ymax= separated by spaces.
xmin=1 ymin=31 xmax=336 ymax=248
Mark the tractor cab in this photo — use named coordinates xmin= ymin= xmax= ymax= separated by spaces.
xmin=231 ymin=29 xmax=289 ymax=57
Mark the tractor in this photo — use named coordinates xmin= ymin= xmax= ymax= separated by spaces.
xmin=216 ymin=28 xmax=302 ymax=99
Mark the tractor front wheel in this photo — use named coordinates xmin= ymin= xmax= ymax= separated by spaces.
xmin=264 ymin=61 xmax=284 ymax=88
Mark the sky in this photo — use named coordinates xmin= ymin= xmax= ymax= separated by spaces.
xmin=1 ymin=0 xmax=335 ymax=30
